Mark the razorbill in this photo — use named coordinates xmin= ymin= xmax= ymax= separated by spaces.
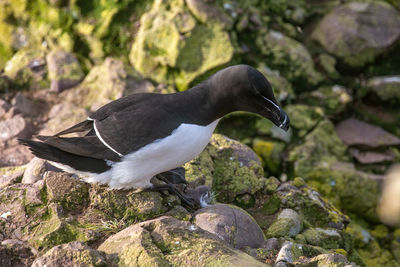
xmin=20 ymin=65 xmax=290 ymax=207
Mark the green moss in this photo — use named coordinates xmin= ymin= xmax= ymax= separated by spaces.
xmin=285 ymin=104 xmax=324 ymax=136
xmin=261 ymin=194 xmax=281 ymax=215
xmin=303 ymin=228 xmax=343 ymax=249
xmin=293 ymin=177 xmax=305 ymax=188
xmin=289 ymin=119 xmax=349 ymax=178
xmin=252 ymin=138 xmax=285 ymax=175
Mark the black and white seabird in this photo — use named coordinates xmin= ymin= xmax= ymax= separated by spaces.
xmin=20 ymin=65 xmax=290 ymax=207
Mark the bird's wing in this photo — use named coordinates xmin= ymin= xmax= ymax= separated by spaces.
xmin=37 ymin=135 xmax=122 ymax=162
xmin=92 ymin=97 xmax=182 ymax=155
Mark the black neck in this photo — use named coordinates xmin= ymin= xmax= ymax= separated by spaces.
xmin=171 ymin=80 xmax=237 ymax=126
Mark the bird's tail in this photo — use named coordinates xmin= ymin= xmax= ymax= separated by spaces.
xmin=18 ymin=138 xmax=67 ymax=163
xmin=19 ymin=138 xmax=111 ymax=173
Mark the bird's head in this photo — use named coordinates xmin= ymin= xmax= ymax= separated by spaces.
xmin=211 ymin=65 xmax=290 ymax=131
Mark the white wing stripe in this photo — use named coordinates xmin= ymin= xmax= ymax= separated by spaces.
xmin=93 ymin=121 xmax=123 ymax=157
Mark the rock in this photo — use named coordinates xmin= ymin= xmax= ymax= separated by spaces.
xmin=0 ymin=183 xmax=36 ymax=240
xmin=64 ymin=57 xmax=127 ymax=111
xmin=257 ymin=64 xmax=295 ymax=102
xmin=193 ymin=204 xmax=265 ymax=248
xmin=208 ymin=134 xmax=264 ymax=203
xmin=377 ymin=165 xmax=400 ymax=225
xmin=26 ymin=203 xmax=88 ymax=251
xmin=266 ymin=209 xmax=302 ymax=238
xmin=335 ymin=118 xmax=400 ymax=148
xmin=307 ymin=161 xmax=382 ymax=222
xmin=40 ymin=103 xmax=88 ymax=135
xmin=0 ymin=166 xmax=25 ymax=188
xmin=349 ymin=148 xmax=395 ymax=164
xmin=257 ymin=30 xmax=322 ymax=86
xmin=364 ymin=75 xmax=400 ymax=104
xmin=252 ymin=138 xmax=285 ymax=175
xmin=295 ymin=253 xmax=355 ymax=267
xmin=3 ymin=48 xmax=48 ymax=88
xmin=11 ymin=93 xmax=40 ymax=116
xmin=303 ymin=228 xmax=342 ymax=249
xmin=0 ymin=144 xmax=33 ymax=167
xmin=185 ymin=0 xmax=233 ymax=28
xmin=0 ymin=115 xmax=33 ymax=142
xmin=98 ymin=216 xmax=267 ymax=266
xmin=46 ymin=48 xmax=84 ymax=92
xmin=262 ymin=238 xmax=280 ymax=251
xmin=89 ymin=186 xmax=167 ymax=222
xmin=317 ymin=53 xmax=340 ymax=79
xmin=275 ymin=241 xmax=294 ymax=265
xmin=312 ymin=1 xmax=400 ymax=67
xmin=289 ymin=119 xmax=349 ymax=177
xmin=0 ymin=99 xmax=11 ymax=118
xmin=21 ymin=157 xmax=46 ymax=184
xmin=130 ymin=0 xmax=234 ymax=90
xmin=31 ymin=241 xmax=107 ymax=267
xmin=285 ymin=104 xmax=324 ymax=137
xmin=45 ymin=171 xmax=89 ymax=211
xmin=0 ymin=239 xmax=37 ymax=267
xmin=302 ymin=85 xmax=352 ymax=116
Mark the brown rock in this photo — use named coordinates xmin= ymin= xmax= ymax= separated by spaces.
xmin=46 ymin=49 xmax=84 ymax=92
xmin=11 ymin=93 xmax=39 ymax=116
xmin=0 ymin=145 xmax=33 ymax=167
xmin=22 ymin=157 xmax=46 ymax=184
xmin=193 ymin=203 xmax=265 ymax=248
xmin=0 ymin=239 xmax=37 ymax=267
xmin=335 ymin=118 xmax=400 ymax=148
xmin=0 ymin=99 xmax=11 ymax=118
xmin=45 ymin=171 xmax=89 ymax=211
xmin=31 ymin=241 xmax=107 ymax=267
xmin=0 ymin=166 xmax=24 ymax=188
xmin=312 ymin=1 xmax=400 ymax=67
xmin=349 ymin=148 xmax=395 ymax=164
xmin=0 ymin=115 xmax=33 ymax=142
xmin=186 ymin=0 xmax=233 ymax=29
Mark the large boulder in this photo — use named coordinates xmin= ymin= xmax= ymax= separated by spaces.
xmin=98 ymin=216 xmax=268 ymax=266
xmin=257 ymin=30 xmax=322 ymax=87
xmin=312 ymin=1 xmax=400 ymax=67
xmin=193 ymin=204 xmax=265 ymax=248
xmin=129 ymin=0 xmax=234 ymax=90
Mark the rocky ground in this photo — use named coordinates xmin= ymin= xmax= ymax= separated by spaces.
xmin=1 ymin=0 xmax=400 ymax=266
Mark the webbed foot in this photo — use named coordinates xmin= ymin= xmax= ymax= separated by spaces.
xmin=156 ymin=167 xmax=187 ymax=185
xmin=147 ymin=184 xmax=195 ymax=210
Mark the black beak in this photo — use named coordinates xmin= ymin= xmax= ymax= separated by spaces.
xmin=278 ymin=109 xmax=290 ymax=132
xmin=260 ymin=96 xmax=290 ymax=132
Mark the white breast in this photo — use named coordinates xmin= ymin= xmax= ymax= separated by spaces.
xmin=83 ymin=120 xmax=220 ymax=189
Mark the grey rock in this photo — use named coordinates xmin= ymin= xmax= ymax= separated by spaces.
xmin=312 ymin=1 xmax=400 ymax=67
xmin=364 ymin=75 xmax=400 ymax=103
xmin=262 ymin=238 xmax=280 ymax=251
xmin=336 ymin=118 xmax=400 ymax=148
xmin=349 ymin=148 xmax=395 ymax=164
xmin=46 ymin=49 xmax=84 ymax=92
xmin=193 ymin=203 xmax=265 ymax=248
xmin=11 ymin=93 xmax=39 ymax=116
xmin=0 ymin=239 xmax=37 ymax=267
xmin=31 ymin=241 xmax=107 ymax=267
xmin=276 ymin=241 xmax=294 ymax=264
xmin=266 ymin=209 xmax=302 ymax=238
xmin=0 ymin=115 xmax=32 ymax=142
xmin=22 ymin=157 xmax=46 ymax=184
xmin=0 ymin=99 xmax=11 ymax=118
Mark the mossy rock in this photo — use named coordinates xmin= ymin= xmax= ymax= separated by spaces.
xmin=311 ymin=1 xmax=400 ymax=67
xmin=285 ymin=104 xmax=324 ymax=137
xmin=45 ymin=171 xmax=89 ymax=211
xmin=129 ymin=0 xmax=234 ymax=90
xmin=98 ymin=216 xmax=268 ymax=266
xmin=257 ymin=64 xmax=295 ymax=102
xmin=256 ymin=29 xmax=322 ymax=87
xmin=303 ymin=228 xmax=343 ymax=249
xmin=289 ymin=119 xmax=349 ymax=178
xmin=252 ymin=138 xmax=286 ymax=175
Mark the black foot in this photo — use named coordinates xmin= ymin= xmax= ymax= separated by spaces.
xmin=156 ymin=167 xmax=187 ymax=185
xmin=147 ymin=184 xmax=195 ymax=209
